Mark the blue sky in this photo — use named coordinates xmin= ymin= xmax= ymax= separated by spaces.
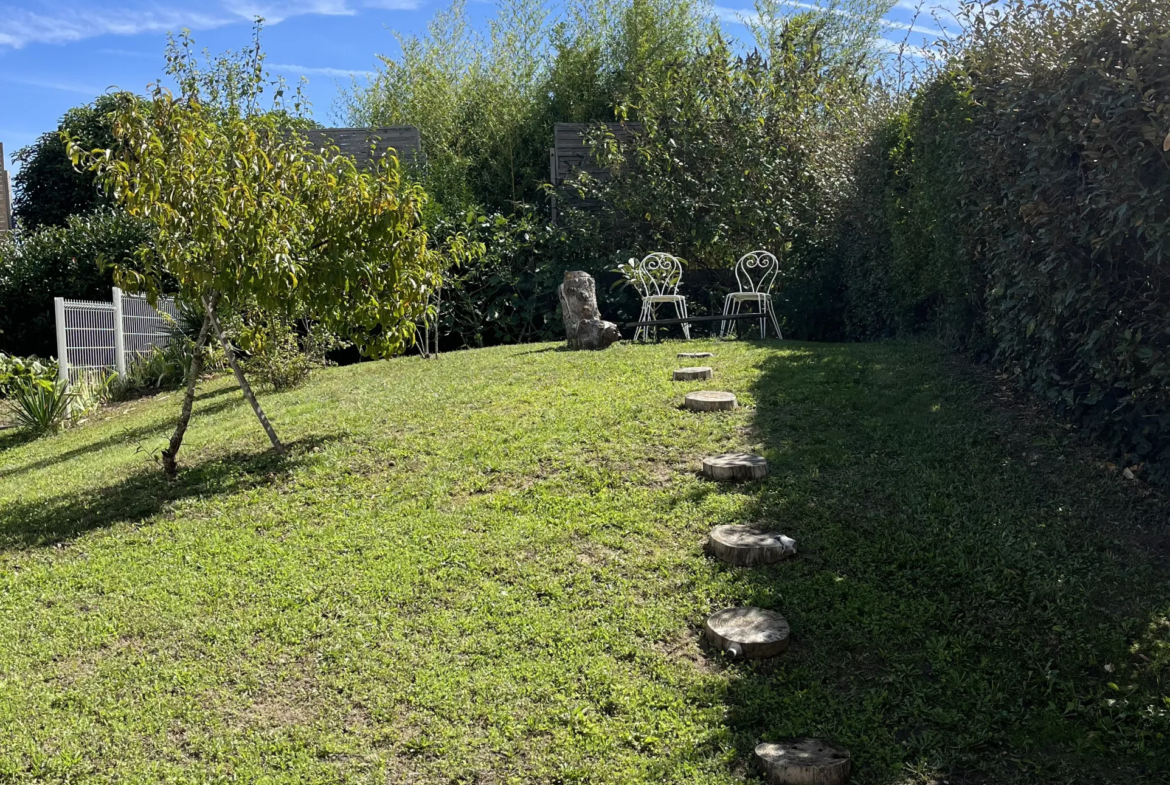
xmin=0 ymin=0 xmax=957 ymax=175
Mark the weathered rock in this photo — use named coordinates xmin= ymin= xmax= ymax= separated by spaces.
xmin=685 ymin=391 xmax=737 ymax=412
xmin=704 ymin=606 xmax=790 ymax=659
xmin=558 ymin=271 xmax=620 ymax=350
xmin=707 ymin=524 xmax=796 ymax=566
xmin=754 ymin=738 xmax=851 ymax=785
xmin=701 ymin=453 xmax=767 ymax=481
xmin=674 ymin=366 xmax=713 ymax=381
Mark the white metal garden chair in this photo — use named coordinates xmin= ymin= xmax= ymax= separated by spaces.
xmin=626 ymin=252 xmax=691 ymax=342
xmin=720 ymin=250 xmax=782 ymax=339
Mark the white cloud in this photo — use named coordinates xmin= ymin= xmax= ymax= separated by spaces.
xmin=267 ymin=61 xmax=375 ymax=78
xmin=0 ymin=74 xmax=108 ymax=95
xmin=362 ymin=0 xmax=420 ymax=8
xmin=0 ymin=0 xmax=418 ymax=50
xmin=0 ymin=5 xmax=233 ymax=49
xmin=220 ymin=0 xmax=354 ymax=24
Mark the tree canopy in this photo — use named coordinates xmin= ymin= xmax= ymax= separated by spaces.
xmin=68 ymin=25 xmax=470 ymax=473
xmin=13 ymin=94 xmax=121 ymax=231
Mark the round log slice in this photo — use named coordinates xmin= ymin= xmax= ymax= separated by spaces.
xmin=674 ymin=366 xmax=714 ymax=381
xmin=707 ymin=524 xmax=796 ymax=567
xmin=701 ymin=453 xmax=767 ymax=481
xmin=704 ymin=606 xmax=789 ymax=659
xmin=678 ymin=352 xmax=714 ymax=359
xmin=685 ymin=391 xmax=737 ymax=412
xmin=754 ymin=738 xmax=851 ymax=785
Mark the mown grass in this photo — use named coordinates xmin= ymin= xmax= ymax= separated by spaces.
xmin=0 ymin=339 xmax=1167 ymax=784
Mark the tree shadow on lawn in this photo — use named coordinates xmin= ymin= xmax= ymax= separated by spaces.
xmin=712 ymin=342 xmax=1170 ymax=784
xmin=0 ymin=395 xmax=246 ymax=481
xmin=0 ymin=434 xmax=339 ymax=552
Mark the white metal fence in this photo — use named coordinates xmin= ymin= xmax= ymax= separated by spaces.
xmin=54 ymin=288 xmax=180 ymax=382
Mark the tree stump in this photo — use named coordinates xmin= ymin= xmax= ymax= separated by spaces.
xmin=707 ymin=525 xmax=796 ymax=566
xmin=685 ymin=391 xmax=737 ymax=412
xmin=754 ymin=739 xmax=851 ymax=785
xmin=558 ymin=271 xmax=619 ymax=350
xmin=701 ymin=453 xmax=767 ymax=481
xmin=704 ymin=606 xmax=789 ymax=659
xmin=678 ymin=352 xmax=713 ymax=359
xmin=674 ymin=366 xmax=713 ymax=381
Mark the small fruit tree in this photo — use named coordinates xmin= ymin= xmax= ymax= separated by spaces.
xmin=69 ymin=27 xmax=457 ymax=474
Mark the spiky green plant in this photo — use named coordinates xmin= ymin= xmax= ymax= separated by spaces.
xmin=5 ymin=377 xmax=74 ymax=436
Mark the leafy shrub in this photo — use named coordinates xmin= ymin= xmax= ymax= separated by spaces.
xmin=844 ymin=0 xmax=1170 ymax=477
xmin=432 ymin=207 xmax=640 ymax=348
xmin=12 ymin=94 xmax=121 ymax=231
xmin=116 ymin=343 xmax=191 ymax=395
xmin=0 ymin=353 xmax=58 ymax=398
xmin=0 ymin=209 xmax=157 ymax=357
xmin=240 ymin=318 xmax=347 ymax=392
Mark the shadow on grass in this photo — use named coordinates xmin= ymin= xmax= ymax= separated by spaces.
xmin=711 ymin=341 xmax=1170 ymax=784
xmin=0 ymin=434 xmax=339 ymax=552
xmin=0 ymin=395 xmax=246 ymax=481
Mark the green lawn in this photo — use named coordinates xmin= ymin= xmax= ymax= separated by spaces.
xmin=1 ymin=339 xmax=1167 ymax=784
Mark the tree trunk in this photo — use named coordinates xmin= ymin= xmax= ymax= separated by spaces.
xmin=161 ymin=301 xmax=216 ymax=477
xmin=203 ymin=294 xmax=286 ymax=455
xmin=558 ymin=271 xmax=619 ymax=350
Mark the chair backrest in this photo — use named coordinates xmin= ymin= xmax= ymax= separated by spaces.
xmin=627 ymin=252 xmax=684 ymax=298
xmin=733 ymin=250 xmax=780 ymax=294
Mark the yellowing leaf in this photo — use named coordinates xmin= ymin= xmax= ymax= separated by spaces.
xmin=1164 ymin=130 xmax=1170 ymax=152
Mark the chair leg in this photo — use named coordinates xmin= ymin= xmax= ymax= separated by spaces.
xmin=759 ymin=300 xmax=766 ymax=340
xmin=766 ymin=297 xmax=782 ymax=340
xmin=720 ymin=294 xmax=732 ymax=338
xmin=635 ymin=300 xmax=650 ymax=342
xmin=677 ymin=299 xmax=690 ymax=340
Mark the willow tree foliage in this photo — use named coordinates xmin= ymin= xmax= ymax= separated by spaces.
xmin=69 ymin=27 xmax=458 ymax=474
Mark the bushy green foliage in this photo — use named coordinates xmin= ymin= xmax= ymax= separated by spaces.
xmin=0 ymin=353 xmax=57 ymax=399
xmin=345 ymin=0 xmax=711 ymax=214
xmin=346 ymin=0 xmax=895 ymax=348
xmin=843 ymin=0 xmax=1170 ymax=476
xmin=434 ymin=207 xmax=640 ymax=347
xmin=577 ymin=8 xmax=891 ymax=337
xmin=12 ymin=95 xmax=122 ymax=231
xmin=239 ymin=317 xmax=347 ymax=391
xmin=0 ymin=209 xmax=156 ymax=357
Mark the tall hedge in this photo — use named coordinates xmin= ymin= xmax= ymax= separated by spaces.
xmin=844 ymin=0 xmax=1170 ymax=477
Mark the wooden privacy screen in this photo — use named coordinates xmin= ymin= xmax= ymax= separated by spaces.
xmin=302 ymin=126 xmax=425 ymax=169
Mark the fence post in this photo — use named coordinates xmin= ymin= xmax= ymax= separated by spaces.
xmin=54 ymin=297 xmax=68 ymax=382
xmin=112 ymin=287 xmax=127 ymax=376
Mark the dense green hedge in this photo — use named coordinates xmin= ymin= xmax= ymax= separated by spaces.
xmin=0 ymin=209 xmax=155 ymax=358
xmin=842 ymin=0 xmax=1170 ymax=477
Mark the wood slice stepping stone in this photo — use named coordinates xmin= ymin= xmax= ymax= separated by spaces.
xmin=754 ymin=738 xmax=851 ymax=785
xmin=704 ymin=606 xmax=789 ymax=659
xmin=674 ymin=366 xmax=713 ymax=381
xmin=707 ymin=525 xmax=796 ymax=566
xmin=701 ymin=453 xmax=767 ymax=481
xmin=678 ymin=352 xmax=713 ymax=359
xmin=685 ymin=391 xmax=737 ymax=412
